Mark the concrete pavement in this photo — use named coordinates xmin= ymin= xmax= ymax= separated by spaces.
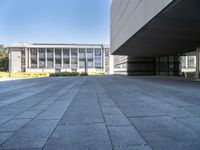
xmin=0 ymin=76 xmax=200 ymax=150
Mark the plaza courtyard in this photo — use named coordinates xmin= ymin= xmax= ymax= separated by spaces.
xmin=0 ymin=76 xmax=200 ymax=150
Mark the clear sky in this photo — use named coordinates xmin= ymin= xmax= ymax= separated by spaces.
xmin=0 ymin=0 xmax=112 ymax=46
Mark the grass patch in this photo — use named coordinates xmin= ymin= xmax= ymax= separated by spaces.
xmin=0 ymin=72 xmax=49 ymax=78
xmin=88 ymin=72 xmax=105 ymax=75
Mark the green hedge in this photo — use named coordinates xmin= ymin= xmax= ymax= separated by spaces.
xmin=49 ymin=72 xmax=88 ymax=77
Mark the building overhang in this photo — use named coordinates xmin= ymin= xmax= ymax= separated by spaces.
xmin=113 ymin=0 xmax=200 ymax=57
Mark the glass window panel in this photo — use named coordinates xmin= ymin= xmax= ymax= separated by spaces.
xmin=79 ymin=60 xmax=85 ymax=68
xmin=71 ymin=49 xmax=78 ymax=57
xmin=55 ymin=48 xmax=61 ymax=56
xmin=63 ymin=58 xmax=69 ymax=68
xmin=95 ymin=49 xmax=102 ymax=68
xmin=63 ymin=49 xmax=69 ymax=57
xmin=47 ymin=48 xmax=53 ymax=68
xmin=95 ymin=49 xmax=101 ymax=56
xmin=87 ymin=49 xmax=93 ymax=58
xmin=79 ymin=49 xmax=85 ymax=59
xmin=30 ymin=48 xmax=37 ymax=68
xmin=55 ymin=58 xmax=61 ymax=68
xmin=39 ymin=48 xmax=45 ymax=68
xmin=88 ymin=61 xmax=93 ymax=68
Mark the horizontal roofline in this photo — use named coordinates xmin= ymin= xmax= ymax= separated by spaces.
xmin=8 ymin=43 xmax=110 ymax=48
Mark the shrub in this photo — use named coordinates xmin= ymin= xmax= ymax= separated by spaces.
xmin=49 ymin=72 xmax=82 ymax=77
xmin=80 ymin=72 xmax=88 ymax=76
xmin=49 ymin=72 xmax=89 ymax=77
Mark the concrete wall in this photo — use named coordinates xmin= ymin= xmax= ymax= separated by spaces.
xmin=9 ymin=48 xmax=21 ymax=72
xmin=111 ymin=0 xmax=173 ymax=54
xmin=114 ymin=56 xmax=155 ymax=76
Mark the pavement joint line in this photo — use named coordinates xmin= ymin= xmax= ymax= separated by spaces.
xmin=127 ymin=115 xmax=169 ymax=118
xmin=173 ymin=115 xmax=200 ymax=119
xmin=58 ymin=122 xmax=105 ymax=126
xmin=114 ymin=143 xmax=150 ymax=147
xmin=0 ymin=77 xmax=81 ymax=148
xmin=97 ymin=76 xmax=153 ymax=149
xmin=92 ymin=77 xmax=115 ymax=150
xmin=42 ymin=77 xmax=86 ymax=150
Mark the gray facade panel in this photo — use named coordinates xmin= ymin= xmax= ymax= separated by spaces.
xmin=111 ymin=0 xmax=173 ymax=54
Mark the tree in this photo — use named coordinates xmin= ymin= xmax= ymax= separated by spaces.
xmin=0 ymin=45 xmax=9 ymax=72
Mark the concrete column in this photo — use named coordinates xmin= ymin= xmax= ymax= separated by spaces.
xmin=9 ymin=48 xmax=12 ymax=74
xmin=28 ymin=48 xmax=31 ymax=68
xmin=85 ymin=49 xmax=88 ymax=73
xmin=93 ymin=49 xmax=95 ymax=68
xmin=77 ymin=49 xmax=79 ymax=68
xmin=69 ymin=48 xmax=71 ymax=69
xmin=61 ymin=48 xmax=63 ymax=68
xmin=53 ymin=48 xmax=55 ymax=68
xmin=101 ymin=49 xmax=103 ymax=69
xmin=185 ymin=56 xmax=188 ymax=68
xmin=37 ymin=48 xmax=39 ymax=68
xmin=45 ymin=48 xmax=47 ymax=68
xmin=196 ymin=48 xmax=200 ymax=79
xmin=103 ymin=49 xmax=106 ymax=72
xmin=109 ymin=54 xmax=114 ymax=75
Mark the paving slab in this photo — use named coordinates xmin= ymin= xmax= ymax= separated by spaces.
xmin=108 ymin=126 xmax=146 ymax=147
xmin=0 ymin=118 xmax=31 ymax=132
xmin=175 ymin=117 xmax=200 ymax=132
xmin=59 ymin=106 xmax=104 ymax=125
xmin=120 ymin=103 xmax=165 ymax=118
xmin=130 ymin=116 xmax=200 ymax=150
xmin=44 ymin=123 xmax=112 ymax=150
xmin=1 ymin=119 xmax=59 ymax=149
xmin=104 ymin=114 xmax=131 ymax=126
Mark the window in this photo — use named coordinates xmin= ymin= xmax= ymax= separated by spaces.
xmin=95 ymin=49 xmax=102 ymax=68
xmin=71 ymin=49 xmax=78 ymax=68
xmin=79 ymin=49 xmax=86 ymax=68
xmin=95 ymin=49 xmax=101 ymax=56
xmin=21 ymin=48 xmax=25 ymax=70
xmin=39 ymin=48 xmax=45 ymax=68
xmin=87 ymin=49 xmax=93 ymax=59
xmin=63 ymin=49 xmax=69 ymax=57
xmin=47 ymin=48 xmax=53 ymax=68
xmin=55 ymin=48 xmax=61 ymax=68
xmin=30 ymin=48 xmax=37 ymax=68
xmin=86 ymin=49 xmax=93 ymax=68
xmin=79 ymin=60 xmax=85 ymax=68
xmin=63 ymin=49 xmax=69 ymax=68
xmin=79 ymin=49 xmax=85 ymax=59
xmin=188 ymin=56 xmax=196 ymax=68
xmin=88 ymin=60 xmax=93 ymax=68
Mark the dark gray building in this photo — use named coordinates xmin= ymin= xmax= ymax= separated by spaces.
xmin=111 ymin=0 xmax=200 ymax=78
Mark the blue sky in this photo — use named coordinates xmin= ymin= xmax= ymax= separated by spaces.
xmin=0 ymin=0 xmax=112 ymax=45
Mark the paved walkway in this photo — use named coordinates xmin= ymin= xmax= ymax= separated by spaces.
xmin=0 ymin=76 xmax=200 ymax=150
